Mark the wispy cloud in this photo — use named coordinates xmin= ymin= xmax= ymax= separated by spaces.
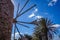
xmin=34 ymin=8 xmax=38 ymax=12
xmin=11 ymin=32 xmax=23 ymax=40
xmin=51 ymin=24 xmax=60 ymax=28
xmin=28 ymin=13 xmax=35 ymax=18
xmin=35 ymin=16 xmax=42 ymax=19
xmin=28 ymin=8 xmax=43 ymax=20
xmin=28 ymin=8 xmax=38 ymax=18
xmin=29 ymin=13 xmax=42 ymax=19
xmin=48 ymin=0 xmax=58 ymax=6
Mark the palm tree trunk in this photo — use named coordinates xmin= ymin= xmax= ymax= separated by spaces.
xmin=41 ymin=32 xmax=48 ymax=40
xmin=41 ymin=27 xmax=48 ymax=40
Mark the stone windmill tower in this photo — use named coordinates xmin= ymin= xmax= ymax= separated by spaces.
xmin=0 ymin=0 xmax=14 ymax=40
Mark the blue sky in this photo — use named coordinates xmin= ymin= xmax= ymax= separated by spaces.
xmin=11 ymin=0 xmax=60 ymax=40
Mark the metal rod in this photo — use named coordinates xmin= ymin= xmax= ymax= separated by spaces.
xmin=15 ymin=24 xmax=23 ymax=38
xmin=16 ymin=3 xmax=20 ymax=18
xmin=16 ymin=0 xmax=30 ymax=19
xmin=17 ymin=22 xmax=30 ymax=28
xmin=17 ymin=21 xmax=32 ymax=24
xmin=16 ymin=4 xmax=36 ymax=18
xmin=14 ymin=24 xmax=16 ymax=40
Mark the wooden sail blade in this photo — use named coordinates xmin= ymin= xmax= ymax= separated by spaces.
xmin=16 ymin=4 xmax=36 ymax=18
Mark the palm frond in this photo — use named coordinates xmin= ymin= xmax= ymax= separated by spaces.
xmin=48 ymin=27 xmax=57 ymax=35
xmin=48 ymin=31 xmax=52 ymax=39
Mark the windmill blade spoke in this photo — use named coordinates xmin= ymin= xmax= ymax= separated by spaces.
xmin=17 ymin=20 xmax=38 ymax=25
xmin=14 ymin=23 xmax=16 ymax=40
xmin=16 ymin=4 xmax=36 ymax=18
xmin=17 ymin=22 xmax=30 ymax=28
xmin=16 ymin=3 xmax=20 ymax=18
xmin=15 ymin=24 xmax=22 ymax=37
xmin=17 ymin=21 xmax=32 ymax=24
xmin=17 ymin=0 xmax=29 ymax=16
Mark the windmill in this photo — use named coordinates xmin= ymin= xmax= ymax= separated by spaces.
xmin=0 ymin=0 xmax=36 ymax=40
xmin=12 ymin=0 xmax=36 ymax=40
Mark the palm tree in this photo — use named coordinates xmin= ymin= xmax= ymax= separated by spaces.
xmin=32 ymin=36 xmax=40 ymax=40
xmin=33 ymin=18 xmax=55 ymax=40
xmin=24 ymin=34 xmax=32 ymax=40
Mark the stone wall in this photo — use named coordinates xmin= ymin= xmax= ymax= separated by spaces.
xmin=0 ymin=0 xmax=14 ymax=40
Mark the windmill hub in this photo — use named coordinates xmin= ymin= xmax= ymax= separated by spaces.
xmin=13 ymin=19 xmax=17 ymax=23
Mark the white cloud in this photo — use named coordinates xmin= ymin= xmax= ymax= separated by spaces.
xmin=34 ymin=8 xmax=38 ymax=12
xmin=48 ymin=0 xmax=58 ymax=6
xmin=15 ymin=32 xmax=22 ymax=39
xmin=28 ymin=8 xmax=38 ymax=18
xmin=48 ymin=2 xmax=53 ymax=6
xmin=35 ymin=16 xmax=42 ymax=19
xmin=11 ymin=34 xmax=14 ymax=40
xmin=28 ymin=13 xmax=42 ymax=19
xmin=28 ymin=8 xmax=42 ymax=20
xmin=51 ymin=24 xmax=60 ymax=28
xmin=11 ymin=32 xmax=23 ymax=40
xmin=28 ymin=13 xmax=35 ymax=18
xmin=35 ymin=16 xmax=43 ymax=21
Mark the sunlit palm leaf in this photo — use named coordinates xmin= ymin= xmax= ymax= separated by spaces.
xmin=48 ymin=31 xmax=52 ymax=39
xmin=33 ymin=18 xmax=54 ymax=40
xmin=48 ymin=27 xmax=57 ymax=35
